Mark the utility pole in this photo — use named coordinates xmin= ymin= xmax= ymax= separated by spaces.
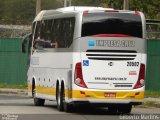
xmin=123 ymin=0 xmax=129 ymax=10
xmin=69 ymin=0 xmax=71 ymax=6
xmin=36 ymin=0 xmax=41 ymax=15
xmin=64 ymin=0 xmax=67 ymax=7
xmin=64 ymin=0 xmax=71 ymax=7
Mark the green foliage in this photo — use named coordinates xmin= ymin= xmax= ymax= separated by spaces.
xmin=73 ymin=0 xmax=160 ymax=19
xmin=129 ymin=0 xmax=160 ymax=19
xmin=0 ymin=0 xmax=62 ymax=25
xmin=145 ymin=91 xmax=160 ymax=97
xmin=0 ymin=0 xmax=36 ymax=24
xmin=0 ymin=0 xmax=160 ymax=25
xmin=42 ymin=0 xmax=62 ymax=10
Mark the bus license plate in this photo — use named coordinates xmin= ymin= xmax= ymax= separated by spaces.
xmin=104 ymin=92 xmax=116 ymax=98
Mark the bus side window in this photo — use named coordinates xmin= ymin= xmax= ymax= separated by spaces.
xmin=53 ymin=19 xmax=62 ymax=48
xmin=33 ymin=21 xmax=42 ymax=49
xmin=53 ymin=17 xmax=75 ymax=48
xmin=67 ymin=18 xmax=75 ymax=47
xmin=63 ymin=17 xmax=75 ymax=48
xmin=33 ymin=20 xmax=53 ymax=49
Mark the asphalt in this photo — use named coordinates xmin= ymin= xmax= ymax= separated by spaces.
xmin=0 ymin=94 xmax=160 ymax=120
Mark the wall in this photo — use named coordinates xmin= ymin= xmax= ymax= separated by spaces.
xmin=0 ymin=38 xmax=27 ymax=85
xmin=146 ymin=39 xmax=160 ymax=91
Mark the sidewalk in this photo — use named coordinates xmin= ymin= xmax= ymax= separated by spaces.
xmin=143 ymin=97 xmax=160 ymax=108
xmin=0 ymin=88 xmax=27 ymax=95
xmin=145 ymin=97 xmax=160 ymax=104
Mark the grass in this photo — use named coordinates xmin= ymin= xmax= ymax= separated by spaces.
xmin=143 ymin=101 xmax=160 ymax=107
xmin=136 ymin=90 xmax=160 ymax=108
xmin=137 ymin=101 xmax=160 ymax=108
xmin=0 ymin=82 xmax=27 ymax=89
xmin=145 ymin=91 xmax=160 ymax=98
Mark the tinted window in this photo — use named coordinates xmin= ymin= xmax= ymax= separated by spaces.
xmin=53 ymin=18 xmax=75 ymax=48
xmin=33 ymin=20 xmax=53 ymax=49
xmin=33 ymin=17 xmax=75 ymax=49
xmin=82 ymin=13 xmax=142 ymax=38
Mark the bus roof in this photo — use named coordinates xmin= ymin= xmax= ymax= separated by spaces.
xmin=33 ymin=6 xmax=140 ymax=22
xmin=56 ymin=6 xmax=114 ymax=12
xmin=33 ymin=6 xmax=112 ymax=22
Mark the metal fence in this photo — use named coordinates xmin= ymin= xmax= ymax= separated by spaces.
xmin=0 ymin=38 xmax=27 ymax=85
xmin=0 ymin=25 xmax=31 ymax=38
xmin=146 ymin=39 xmax=160 ymax=91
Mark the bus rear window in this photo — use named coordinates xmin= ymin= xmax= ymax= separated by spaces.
xmin=82 ymin=13 xmax=142 ymax=38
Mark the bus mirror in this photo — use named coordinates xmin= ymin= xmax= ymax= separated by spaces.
xmin=22 ymin=33 xmax=32 ymax=54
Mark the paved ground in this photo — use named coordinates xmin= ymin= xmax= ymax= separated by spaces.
xmin=0 ymin=94 xmax=160 ymax=120
xmin=145 ymin=97 xmax=160 ymax=104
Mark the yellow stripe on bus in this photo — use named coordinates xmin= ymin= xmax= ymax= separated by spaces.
xmin=28 ymin=85 xmax=56 ymax=96
xmin=28 ymin=84 xmax=144 ymax=100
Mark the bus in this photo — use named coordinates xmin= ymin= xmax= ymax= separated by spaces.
xmin=27 ymin=6 xmax=147 ymax=114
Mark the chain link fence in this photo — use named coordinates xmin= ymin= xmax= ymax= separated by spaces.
xmin=0 ymin=25 xmax=31 ymax=38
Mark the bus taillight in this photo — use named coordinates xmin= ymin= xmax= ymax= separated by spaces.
xmin=134 ymin=64 xmax=145 ymax=89
xmin=135 ymin=11 xmax=140 ymax=16
xmin=83 ymin=10 xmax=89 ymax=14
xmin=74 ymin=63 xmax=87 ymax=88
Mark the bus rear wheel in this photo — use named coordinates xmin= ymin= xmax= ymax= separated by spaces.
xmin=64 ymin=101 xmax=73 ymax=112
xmin=117 ymin=105 xmax=132 ymax=114
xmin=57 ymin=86 xmax=64 ymax=111
xmin=108 ymin=106 xmax=118 ymax=114
xmin=33 ymin=84 xmax=45 ymax=106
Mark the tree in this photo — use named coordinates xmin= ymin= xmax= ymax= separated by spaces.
xmin=130 ymin=0 xmax=160 ymax=19
xmin=0 ymin=0 xmax=160 ymax=25
xmin=0 ymin=0 xmax=62 ymax=24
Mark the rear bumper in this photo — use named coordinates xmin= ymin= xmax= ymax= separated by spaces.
xmin=68 ymin=98 xmax=143 ymax=105
xmin=66 ymin=89 xmax=144 ymax=105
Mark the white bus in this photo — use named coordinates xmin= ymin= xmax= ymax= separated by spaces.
xmin=27 ymin=6 xmax=147 ymax=114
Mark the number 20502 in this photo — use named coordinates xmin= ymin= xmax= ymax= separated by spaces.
xmin=127 ymin=62 xmax=139 ymax=66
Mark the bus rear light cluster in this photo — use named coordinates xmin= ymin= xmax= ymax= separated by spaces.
xmin=83 ymin=10 xmax=89 ymax=14
xmin=83 ymin=10 xmax=118 ymax=14
xmin=135 ymin=11 xmax=140 ymax=16
xmin=74 ymin=63 xmax=87 ymax=88
xmin=134 ymin=64 xmax=145 ymax=89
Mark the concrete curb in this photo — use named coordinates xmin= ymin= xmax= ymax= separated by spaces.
xmin=144 ymin=97 xmax=160 ymax=107
xmin=145 ymin=97 xmax=160 ymax=103
xmin=0 ymin=88 xmax=27 ymax=95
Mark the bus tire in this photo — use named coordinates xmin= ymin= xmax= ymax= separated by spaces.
xmin=57 ymin=85 xmax=64 ymax=111
xmin=117 ymin=105 xmax=132 ymax=114
xmin=64 ymin=102 xmax=73 ymax=113
xmin=34 ymin=97 xmax=45 ymax=106
xmin=32 ymin=82 xmax=45 ymax=106
xmin=108 ymin=106 xmax=118 ymax=114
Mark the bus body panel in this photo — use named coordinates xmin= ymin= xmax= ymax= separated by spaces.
xmin=28 ymin=51 xmax=73 ymax=100
xmin=77 ymin=37 xmax=146 ymax=90
xmin=27 ymin=7 xmax=147 ymax=107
